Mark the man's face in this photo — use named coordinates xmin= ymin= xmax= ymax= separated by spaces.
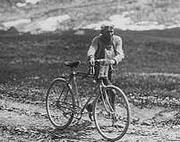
xmin=101 ymin=27 xmax=114 ymax=41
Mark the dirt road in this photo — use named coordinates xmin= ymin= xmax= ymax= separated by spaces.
xmin=0 ymin=97 xmax=180 ymax=142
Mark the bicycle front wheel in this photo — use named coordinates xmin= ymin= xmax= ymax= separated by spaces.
xmin=46 ymin=78 xmax=75 ymax=129
xmin=93 ymin=85 xmax=130 ymax=141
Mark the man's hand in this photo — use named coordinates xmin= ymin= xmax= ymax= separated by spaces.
xmin=109 ymin=59 xmax=116 ymax=65
xmin=99 ymin=59 xmax=116 ymax=65
xmin=89 ymin=56 xmax=95 ymax=66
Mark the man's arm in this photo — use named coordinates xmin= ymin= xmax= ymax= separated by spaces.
xmin=87 ymin=37 xmax=98 ymax=59
xmin=113 ymin=36 xmax=124 ymax=65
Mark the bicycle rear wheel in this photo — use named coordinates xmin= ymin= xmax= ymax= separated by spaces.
xmin=93 ymin=85 xmax=130 ymax=141
xmin=46 ymin=78 xmax=75 ymax=129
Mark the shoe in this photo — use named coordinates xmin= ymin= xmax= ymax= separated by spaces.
xmin=86 ymin=103 xmax=93 ymax=121
xmin=86 ymin=103 xmax=93 ymax=112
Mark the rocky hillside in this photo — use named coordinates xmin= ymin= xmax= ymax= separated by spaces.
xmin=0 ymin=0 xmax=180 ymax=33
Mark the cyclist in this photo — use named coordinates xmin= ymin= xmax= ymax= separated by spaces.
xmin=86 ymin=23 xmax=125 ymax=120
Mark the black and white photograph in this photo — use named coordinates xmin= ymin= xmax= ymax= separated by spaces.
xmin=0 ymin=0 xmax=180 ymax=141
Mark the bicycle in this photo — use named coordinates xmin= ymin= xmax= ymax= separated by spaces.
xmin=46 ymin=59 xmax=130 ymax=141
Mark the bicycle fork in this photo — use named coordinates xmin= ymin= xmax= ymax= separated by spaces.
xmin=99 ymin=81 xmax=115 ymax=114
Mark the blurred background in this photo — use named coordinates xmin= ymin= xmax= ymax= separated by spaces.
xmin=0 ymin=0 xmax=180 ymax=33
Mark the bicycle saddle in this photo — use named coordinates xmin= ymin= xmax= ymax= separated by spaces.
xmin=64 ymin=61 xmax=81 ymax=68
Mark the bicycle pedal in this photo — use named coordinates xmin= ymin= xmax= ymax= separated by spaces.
xmin=88 ymin=112 xmax=94 ymax=121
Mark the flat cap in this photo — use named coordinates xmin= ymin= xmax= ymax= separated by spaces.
xmin=100 ymin=23 xmax=114 ymax=32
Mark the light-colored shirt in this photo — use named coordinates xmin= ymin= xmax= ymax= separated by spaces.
xmin=87 ymin=34 xmax=124 ymax=64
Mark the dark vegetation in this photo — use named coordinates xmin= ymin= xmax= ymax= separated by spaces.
xmin=0 ymin=28 xmax=180 ymax=108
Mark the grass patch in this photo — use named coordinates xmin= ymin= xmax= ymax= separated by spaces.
xmin=0 ymin=29 xmax=180 ymax=107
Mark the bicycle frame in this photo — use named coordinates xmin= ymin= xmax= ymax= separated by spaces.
xmin=63 ymin=63 xmax=114 ymax=120
xmin=65 ymin=68 xmax=101 ymax=120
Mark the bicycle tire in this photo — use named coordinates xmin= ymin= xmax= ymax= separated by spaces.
xmin=93 ymin=85 xmax=130 ymax=141
xmin=46 ymin=78 xmax=75 ymax=129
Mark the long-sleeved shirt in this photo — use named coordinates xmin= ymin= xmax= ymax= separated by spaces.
xmin=87 ymin=34 xmax=124 ymax=65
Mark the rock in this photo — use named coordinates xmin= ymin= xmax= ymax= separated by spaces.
xmin=64 ymin=46 xmax=70 ymax=50
xmin=74 ymin=30 xmax=85 ymax=35
xmin=132 ymin=116 xmax=140 ymax=125
xmin=141 ymin=120 xmax=152 ymax=126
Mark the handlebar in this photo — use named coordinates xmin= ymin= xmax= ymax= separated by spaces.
xmin=89 ymin=59 xmax=114 ymax=75
xmin=95 ymin=59 xmax=107 ymax=64
xmin=96 ymin=59 xmax=115 ymax=66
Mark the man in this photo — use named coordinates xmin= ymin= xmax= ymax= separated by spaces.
xmin=86 ymin=24 xmax=125 ymax=119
